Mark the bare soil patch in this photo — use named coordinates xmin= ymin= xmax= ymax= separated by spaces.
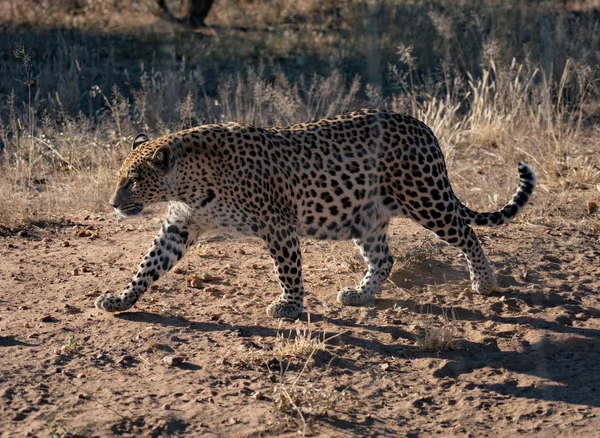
xmin=1 ymin=212 xmax=599 ymax=437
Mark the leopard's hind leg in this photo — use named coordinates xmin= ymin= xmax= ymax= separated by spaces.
xmin=420 ymin=214 xmax=498 ymax=294
xmin=337 ymin=221 xmax=395 ymax=306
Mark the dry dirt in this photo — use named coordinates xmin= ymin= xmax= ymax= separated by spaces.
xmin=1 ymin=209 xmax=599 ymax=437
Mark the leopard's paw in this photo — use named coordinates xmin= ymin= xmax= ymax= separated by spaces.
xmin=94 ymin=292 xmax=135 ymax=313
xmin=266 ymin=298 xmax=302 ymax=320
xmin=337 ymin=287 xmax=373 ymax=306
xmin=470 ymin=271 xmax=499 ymax=295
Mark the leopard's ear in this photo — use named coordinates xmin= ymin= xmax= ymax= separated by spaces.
xmin=132 ymin=134 xmax=150 ymax=150
xmin=151 ymin=145 xmax=171 ymax=173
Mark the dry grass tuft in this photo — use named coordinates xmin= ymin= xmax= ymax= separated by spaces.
xmin=268 ymin=317 xmax=349 ymax=436
xmin=393 ymin=235 xmax=439 ymax=271
xmin=415 ymin=308 xmax=458 ymax=352
xmin=273 ymin=378 xmax=352 ymax=436
xmin=272 ymin=317 xmax=338 ymax=361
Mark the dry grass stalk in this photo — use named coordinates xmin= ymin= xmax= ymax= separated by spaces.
xmin=272 ymin=315 xmax=339 ymax=361
xmin=270 ymin=316 xmax=346 ymax=436
xmin=415 ymin=307 xmax=458 ymax=352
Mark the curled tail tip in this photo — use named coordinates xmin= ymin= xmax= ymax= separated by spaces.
xmin=462 ymin=162 xmax=536 ymax=226
xmin=517 ymin=161 xmax=536 ymax=190
xmin=518 ymin=161 xmax=536 ymax=179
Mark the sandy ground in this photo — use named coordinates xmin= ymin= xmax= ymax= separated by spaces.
xmin=1 ymin=210 xmax=599 ymax=437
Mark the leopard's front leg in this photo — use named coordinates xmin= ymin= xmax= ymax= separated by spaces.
xmin=265 ymin=227 xmax=305 ymax=320
xmin=95 ymin=210 xmax=201 ymax=312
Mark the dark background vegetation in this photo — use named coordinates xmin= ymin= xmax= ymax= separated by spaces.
xmin=1 ymin=1 xmax=599 ymax=130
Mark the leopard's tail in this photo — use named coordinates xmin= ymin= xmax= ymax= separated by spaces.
xmin=457 ymin=162 xmax=535 ymax=226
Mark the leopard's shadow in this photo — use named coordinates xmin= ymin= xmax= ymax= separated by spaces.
xmin=387 ymin=245 xmax=538 ymax=292
xmin=389 ymin=256 xmax=470 ymax=290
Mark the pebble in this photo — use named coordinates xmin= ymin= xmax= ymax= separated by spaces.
xmin=201 ymin=273 xmax=218 ymax=282
xmin=118 ymin=355 xmax=134 ymax=365
xmin=252 ymin=391 xmax=264 ymax=400
xmin=163 ymin=356 xmax=185 ymax=367
xmin=40 ymin=314 xmax=53 ymax=323
xmin=189 ymin=278 xmax=204 ymax=289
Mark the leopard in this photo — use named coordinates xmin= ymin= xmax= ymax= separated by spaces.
xmin=95 ymin=109 xmax=535 ymax=320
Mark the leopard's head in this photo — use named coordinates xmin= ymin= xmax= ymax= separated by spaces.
xmin=109 ymin=134 xmax=176 ymax=217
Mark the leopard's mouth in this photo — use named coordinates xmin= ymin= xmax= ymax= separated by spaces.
xmin=115 ymin=204 xmax=144 ymax=217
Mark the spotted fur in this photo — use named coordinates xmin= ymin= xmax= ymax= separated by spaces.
xmin=95 ymin=109 xmax=535 ymax=319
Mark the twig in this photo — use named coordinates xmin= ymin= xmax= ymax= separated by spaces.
xmin=34 ymin=136 xmax=80 ymax=174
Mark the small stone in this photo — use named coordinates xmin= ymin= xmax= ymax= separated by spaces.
xmin=412 ymin=396 xmax=433 ymax=407
xmin=40 ymin=314 xmax=53 ymax=323
xmin=64 ymin=304 xmax=81 ymax=314
xmin=380 ymin=363 xmax=390 ymax=371
xmin=205 ymin=287 xmax=218 ymax=296
xmin=252 ymin=391 xmax=264 ymax=400
xmin=188 ymin=278 xmax=204 ymax=289
xmin=35 ymin=396 xmax=44 ymax=405
xmin=201 ymin=273 xmax=218 ymax=282
xmin=118 ymin=355 xmax=134 ymax=365
xmin=163 ymin=403 xmax=171 ymax=410
xmin=228 ymin=417 xmax=237 ymax=425
xmin=77 ymin=372 xmax=86 ymax=379
xmin=62 ymin=241 xmax=70 ymax=247
xmin=23 ymin=322 xmax=30 ymax=328
xmin=173 ymin=267 xmax=185 ymax=274
xmin=163 ymin=356 xmax=185 ymax=367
